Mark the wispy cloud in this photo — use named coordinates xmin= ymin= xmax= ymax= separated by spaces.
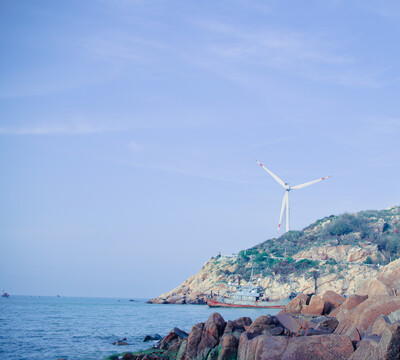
xmin=0 ymin=123 xmax=128 ymax=135
xmin=201 ymin=21 xmax=353 ymax=66
xmin=185 ymin=20 xmax=384 ymax=88
xmin=81 ymin=7 xmax=387 ymax=88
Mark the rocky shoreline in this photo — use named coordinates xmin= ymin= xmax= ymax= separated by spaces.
xmin=106 ymin=259 xmax=400 ymax=360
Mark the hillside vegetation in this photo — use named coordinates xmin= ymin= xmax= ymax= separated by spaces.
xmin=235 ymin=206 xmax=400 ymax=281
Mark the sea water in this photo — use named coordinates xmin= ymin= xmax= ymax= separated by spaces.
xmin=0 ymin=296 xmax=280 ymax=360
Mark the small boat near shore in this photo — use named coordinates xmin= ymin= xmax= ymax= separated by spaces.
xmin=207 ymin=284 xmax=292 ymax=309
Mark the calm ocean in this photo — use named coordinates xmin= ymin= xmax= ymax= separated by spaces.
xmin=0 ymin=296 xmax=279 ymax=360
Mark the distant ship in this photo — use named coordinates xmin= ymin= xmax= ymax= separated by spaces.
xmin=2 ymin=291 xmax=10 ymax=298
xmin=207 ymin=284 xmax=292 ymax=309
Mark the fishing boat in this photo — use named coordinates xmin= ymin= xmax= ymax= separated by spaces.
xmin=1 ymin=291 xmax=10 ymax=298
xmin=207 ymin=284 xmax=292 ymax=309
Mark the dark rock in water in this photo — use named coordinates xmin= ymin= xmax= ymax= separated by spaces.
xmin=143 ymin=334 xmax=162 ymax=342
xmin=113 ymin=337 xmax=129 ymax=346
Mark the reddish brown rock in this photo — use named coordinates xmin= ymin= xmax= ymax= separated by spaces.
xmin=245 ymin=315 xmax=283 ymax=339
xmin=349 ymin=323 xmax=400 ymax=360
xmin=280 ymin=293 xmax=310 ymax=314
xmin=301 ymin=295 xmax=325 ymax=315
xmin=185 ymin=322 xmax=204 ymax=359
xmin=158 ymin=327 xmax=188 ymax=350
xmin=357 ymin=278 xmax=393 ymax=297
xmin=238 ymin=333 xmax=354 ymax=360
xmin=185 ymin=313 xmax=226 ymax=360
xmin=275 ymin=313 xmax=309 ymax=335
xmin=219 ymin=333 xmax=239 ymax=360
xmin=176 ymin=339 xmax=187 ymax=360
xmin=335 ymin=296 xmax=400 ymax=337
xmin=304 ymin=316 xmax=339 ymax=336
xmin=347 ymin=327 xmax=361 ymax=345
xmin=369 ymin=315 xmax=393 ymax=336
xmin=322 ymin=291 xmax=345 ymax=314
xmin=223 ymin=317 xmax=252 ymax=335
xmin=330 ymin=294 xmax=368 ymax=323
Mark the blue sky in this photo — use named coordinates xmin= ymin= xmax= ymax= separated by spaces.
xmin=1 ymin=0 xmax=399 ymax=298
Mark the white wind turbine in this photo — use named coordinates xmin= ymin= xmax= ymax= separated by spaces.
xmin=255 ymin=159 xmax=331 ymax=234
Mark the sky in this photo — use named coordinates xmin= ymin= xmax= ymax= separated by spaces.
xmin=1 ymin=0 xmax=399 ymax=298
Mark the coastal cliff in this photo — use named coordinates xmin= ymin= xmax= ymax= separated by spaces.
xmin=149 ymin=206 xmax=400 ymax=304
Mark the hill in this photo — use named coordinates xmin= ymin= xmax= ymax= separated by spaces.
xmin=149 ymin=206 xmax=400 ymax=304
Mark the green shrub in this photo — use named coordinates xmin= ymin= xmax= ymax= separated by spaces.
xmin=364 ymin=256 xmax=373 ymax=264
xmin=326 ymin=258 xmax=337 ymax=265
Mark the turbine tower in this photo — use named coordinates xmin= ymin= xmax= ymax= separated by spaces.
xmin=255 ymin=159 xmax=331 ymax=234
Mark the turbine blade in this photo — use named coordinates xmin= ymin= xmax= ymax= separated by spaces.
xmin=277 ymin=192 xmax=288 ymax=233
xmin=291 ymin=176 xmax=331 ymax=190
xmin=255 ymin=159 xmax=286 ymax=188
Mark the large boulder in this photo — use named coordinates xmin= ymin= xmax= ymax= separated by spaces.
xmin=356 ymin=278 xmax=393 ymax=297
xmin=276 ymin=313 xmax=338 ymax=336
xmin=335 ymin=296 xmax=400 ymax=338
xmin=219 ymin=333 xmax=239 ymax=360
xmin=185 ymin=322 xmax=204 ymax=359
xmin=275 ymin=313 xmax=311 ymax=336
xmin=377 ymin=258 xmax=400 ymax=295
xmin=304 ymin=316 xmax=339 ymax=336
xmin=321 ymin=291 xmax=345 ymax=314
xmin=280 ymin=293 xmax=310 ymax=314
xmin=330 ymin=294 xmax=368 ymax=323
xmin=349 ymin=324 xmax=400 ymax=360
xmin=301 ymin=295 xmax=325 ymax=315
xmin=184 ymin=313 xmax=226 ymax=360
xmin=245 ymin=315 xmax=283 ymax=339
xmin=158 ymin=327 xmax=188 ymax=350
xmin=223 ymin=317 xmax=252 ymax=335
xmin=238 ymin=333 xmax=354 ymax=360
xmin=347 ymin=307 xmax=400 ymax=359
